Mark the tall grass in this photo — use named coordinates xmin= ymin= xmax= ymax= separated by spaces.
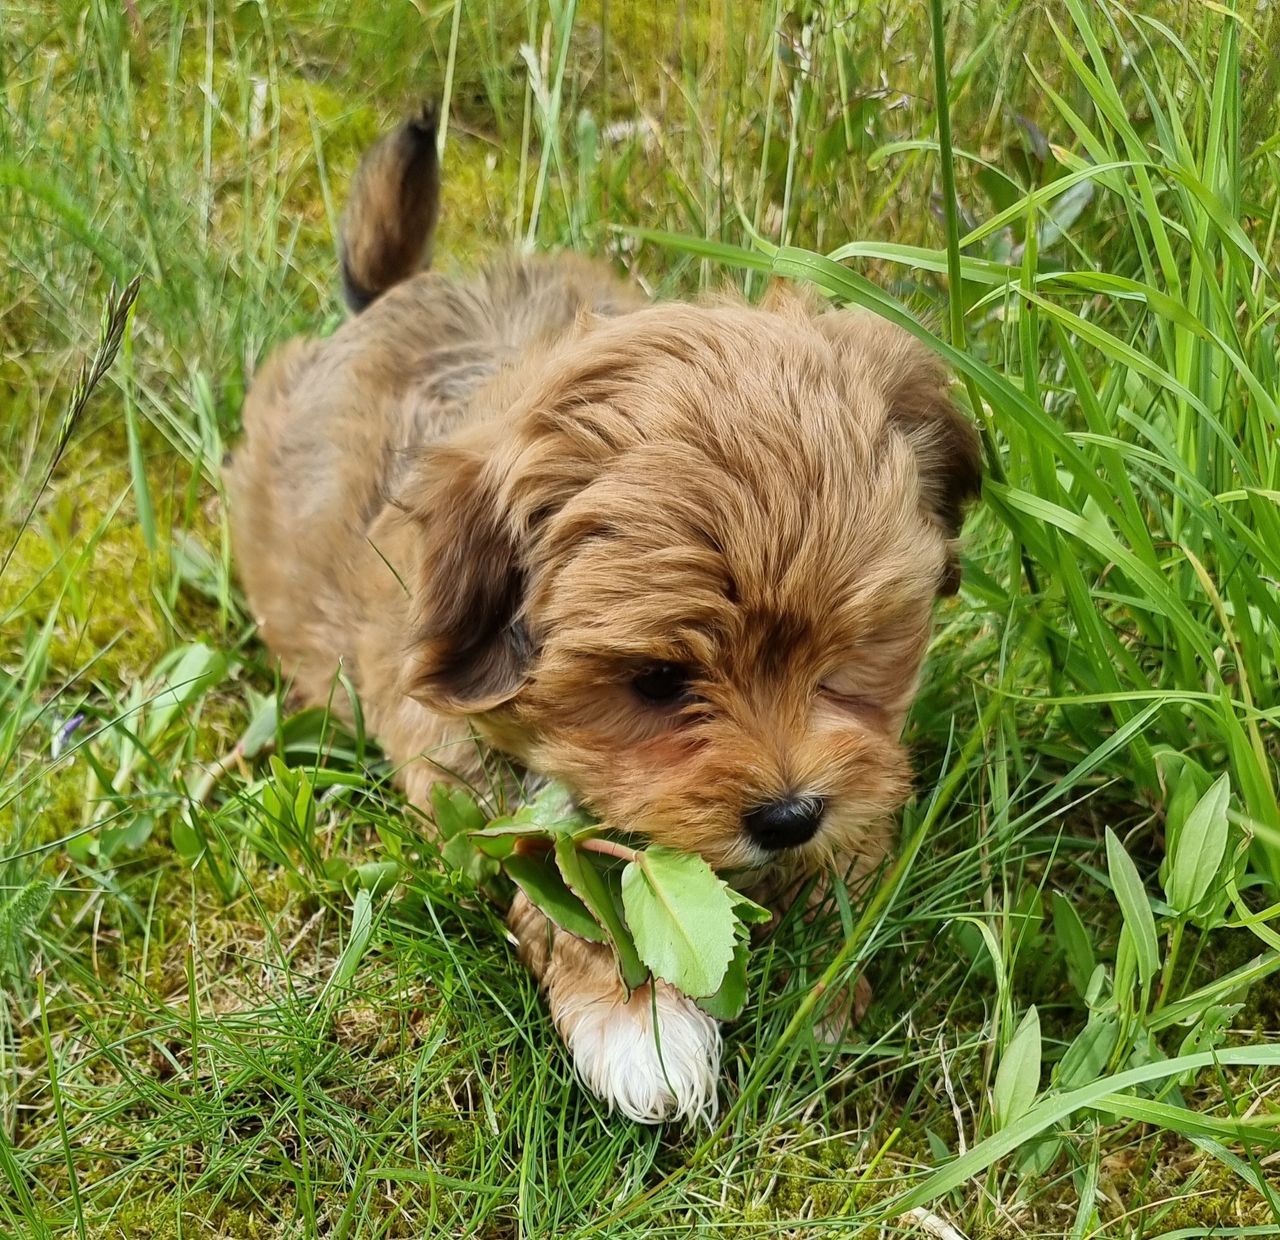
xmin=648 ymin=0 xmax=1280 ymax=882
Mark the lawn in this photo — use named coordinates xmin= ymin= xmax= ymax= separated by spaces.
xmin=2 ymin=0 xmax=1279 ymax=1236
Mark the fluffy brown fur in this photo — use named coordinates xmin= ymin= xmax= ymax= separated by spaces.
xmin=340 ymin=106 xmax=442 ymax=310
xmin=227 ymin=113 xmax=981 ymax=1120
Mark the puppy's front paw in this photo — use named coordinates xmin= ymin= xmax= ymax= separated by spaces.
xmin=562 ymin=980 xmax=721 ymax=1124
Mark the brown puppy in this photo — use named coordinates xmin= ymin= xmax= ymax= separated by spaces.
xmin=227 ymin=110 xmax=981 ymax=1122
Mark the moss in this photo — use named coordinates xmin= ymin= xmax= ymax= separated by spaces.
xmin=0 ymin=453 xmax=165 ymax=685
xmin=436 ymin=134 xmax=524 ymax=264
xmin=1241 ymin=965 xmax=1280 ymax=1029
xmin=1190 ymin=923 xmax=1280 ymax=1031
xmin=689 ymin=1126 xmax=901 ymax=1231
xmin=88 ymin=1186 xmax=293 ymax=1239
xmin=1097 ymin=1139 xmax=1274 ymax=1231
xmin=0 ymin=754 xmax=89 ymax=853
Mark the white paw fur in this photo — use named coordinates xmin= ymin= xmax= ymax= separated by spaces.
xmin=561 ymin=980 xmax=721 ymax=1124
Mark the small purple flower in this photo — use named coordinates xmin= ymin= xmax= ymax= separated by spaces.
xmin=51 ymin=713 xmax=86 ymax=760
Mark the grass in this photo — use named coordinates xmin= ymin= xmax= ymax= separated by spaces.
xmin=2 ymin=0 xmax=1279 ymax=1235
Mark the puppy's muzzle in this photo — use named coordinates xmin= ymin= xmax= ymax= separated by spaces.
xmin=743 ymin=795 xmax=826 ymax=850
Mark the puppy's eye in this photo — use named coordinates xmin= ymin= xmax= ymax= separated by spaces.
xmin=818 ymin=670 xmax=876 ymax=714
xmin=631 ymin=663 xmax=693 ymax=705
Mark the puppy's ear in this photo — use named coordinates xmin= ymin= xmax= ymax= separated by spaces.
xmin=820 ymin=311 xmax=982 ymax=595
xmin=406 ymin=445 xmax=529 ymax=714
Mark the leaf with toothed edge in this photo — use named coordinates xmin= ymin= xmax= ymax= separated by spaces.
xmin=620 ymin=846 xmax=738 ymax=998
xmin=695 ymin=889 xmax=767 ymax=1020
xmin=507 ymin=782 xmax=595 ymax=833
xmin=440 ymin=777 xmax=766 ymax=1007
xmin=469 ymin=823 xmax=539 ymax=859
xmin=554 ymin=839 xmax=650 ymax=992
xmin=696 ymin=937 xmax=751 ymax=1020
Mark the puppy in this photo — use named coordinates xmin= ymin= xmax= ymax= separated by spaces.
xmin=226 ymin=109 xmax=981 ymax=1123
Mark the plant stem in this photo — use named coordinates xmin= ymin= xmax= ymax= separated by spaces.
xmin=579 ymin=836 xmax=641 ymax=864
xmin=1156 ymin=919 xmax=1186 ymax=1012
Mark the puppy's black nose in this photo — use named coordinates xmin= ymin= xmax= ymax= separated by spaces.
xmin=743 ymin=795 xmax=826 ymax=850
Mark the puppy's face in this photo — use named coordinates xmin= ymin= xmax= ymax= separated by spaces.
xmin=406 ymin=297 xmax=980 ymax=873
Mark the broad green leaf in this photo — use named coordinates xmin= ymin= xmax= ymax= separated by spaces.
xmin=1105 ymin=828 xmax=1160 ymax=988
xmin=1052 ymin=892 xmax=1096 ymax=999
xmin=514 ymin=782 xmax=595 ymax=833
xmin=291 ymin=768 xmax=315 ymax=834
xmin=266 ymin=754 xmax=292 ymax=792
xmin=170 ymin=815 xmax=204 ymax=868
xmin=923 ymin=1129 xmax=950 ymax=1164
xmin=277 ymin=707 xmax=330 ymax=747
xmin=375 ymin=819 xmax=404 ymax=861
xmin=424 ymin=783 xmax=500 ymax=884
xmin=470 ymin=822 xmax=539 ymax=859
xmin=278 ymin=707 xmax=351 ymax=762
xmin=993 ymin=1005 xmax=1041 ymax=1129
xmin=1056 ymin=1014 xmax=1120 ymax=1089
xmin=1038 ymin=177 xmax=1094 ymax=248
xmin=1175 ymin=1004 xmax=1240 ymax=1084
xmin=621 ymin=846 xmax=737 ymax=998
xmin=351 ymin=860 xmax=402 ymax=897
xmin=478 ymin=783 xmax=595 ymax=844
xmin=98 ymin=812 xmax=154 ymax=860
xmin=323 ymin=857 xmax=353 ymax=888
xmin=506 ymin=854 xmax=606 ymax=944
xmin=1015 ymin=1133 xmax=1064 ymax=1179
xmin=1114 ymin=925 xmax=1138 ymax=1014
xmin=440 ymin=832 xmax=498 ymax=884
xmin=1083 ymin=963 xmax=1109 ymax=1010
xmin=430 ymin=784 xmax=487 ymax=841
xmin=1157 ymin=751 xmax=1211 ymax=890
xmin=1166 ymin=773 xmax=1230 ymax=915
xmin=554 ymin=839 xmax=648 ymax=991
xmin=696 ymin=939 xmax=749 ymax=1021
xmin=1150 ymin=950 xmax=1280 ymax=1032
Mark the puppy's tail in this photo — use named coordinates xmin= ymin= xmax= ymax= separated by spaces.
xmin=340 ymin=105 xmax=441 ymax=312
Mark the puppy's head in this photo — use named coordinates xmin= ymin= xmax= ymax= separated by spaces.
xmin=404 ymin=296 xmax=980 ymax=872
